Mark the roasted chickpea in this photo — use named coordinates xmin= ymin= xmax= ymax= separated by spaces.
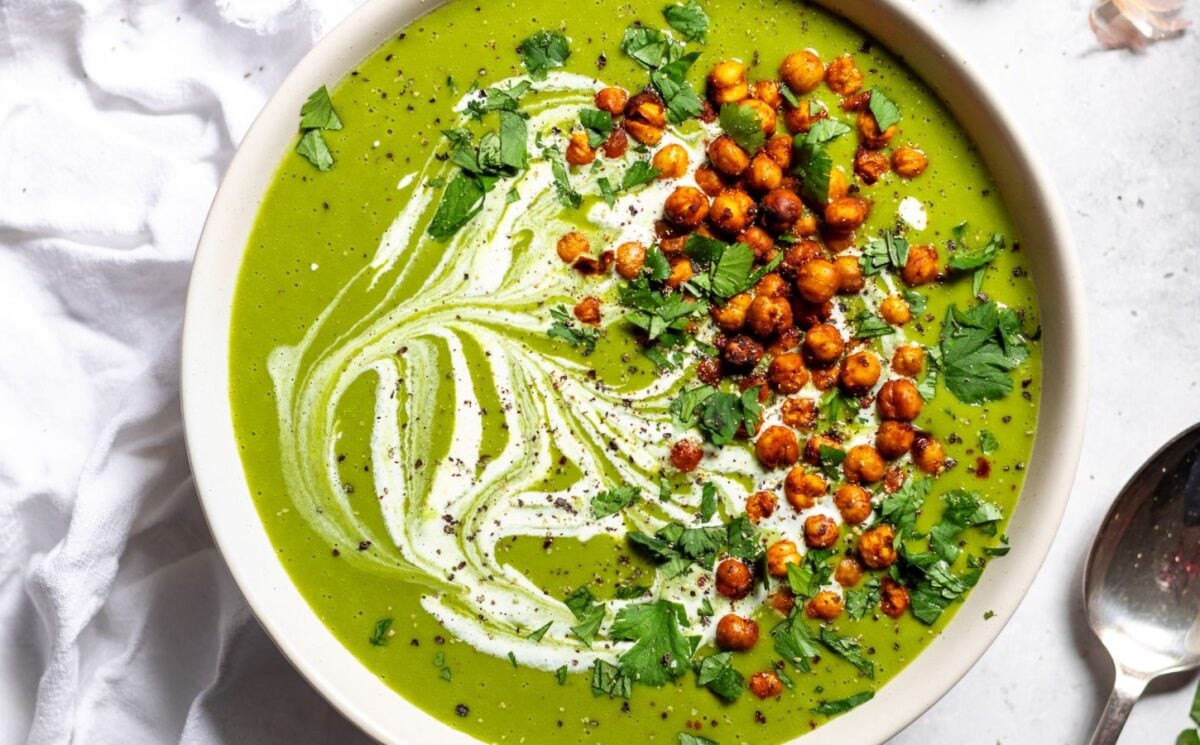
xmin=708 ymin=60 xmax=750 ymax=104
xmin=747 ymin=295 xmax=794 ymax=338
xmin=840 ymin=90 xmax=872 ymax=112
xmin=781 ymin=397 xmax=818 ymax=430
xmin=767 ymin=587 xmax=796 ymax=615
xmin=740 ymin=98 xmax=778 ymax=136
xmin=601 ymin=126 xmax=629 ymax=158
xmin=739 ymin=226 xmax=776 ymax=260
xmin=883 ymin=465 xmax=908 ymax=494
xmin=858 ymin=524 xmax=897 ymax=569
xmin=741 ymin=374 xmax=771 ymax=407
xmin=803 ymin=323 xmax=844 ymax=366
xmin=716 ymin=614 xmax=760 ymax=652
xmin=834 ymin=483 xmax=873 ymax=524
xmin=880 ymin=577 xmax=910 ymax=618
xmin=875 ymin=420 xmax=916 ymax=459
xmin=751 ymin=79 xmax=784 ymax=108
xmin=723 ymin=334 xmax=764 ymax=373
xmin=565 ymin=131 xmax=596 ymax=166
xmin=696 ymin=356 xmax=723 ymax=386
xmin=573 ymin=296 xmax=601 ymax=326
xmin=857 ymin=109 xmax=897 ymax=149
xmin=853 ymin=147 xmax=889 ymax=185
xmin=595 ymin=86 xmax=629 ymax=114
xmin=767 ymin=352 xmax=809 ymax=394
xmin=809 ymin=363 xmax=839 ymax=391
xmin=901 ymin=244 xmax=939 ymax=286
xmin=892 ymin=146 xmax=929 ymax=179
xmin=912 ymin=433 xmax=947 ymax=474
xmin=614 ymin=241 xmax=647 ymax=280
xmin=709 ymin=189 xmax=757 ymax=235
xmin=876 ymin=379 xmax=923 ymax=421
xmin=839 ymin=350 xmax=881 ymax=393
xmin=626 ymin=89 xmax=667 ymax=127
xmin=756 ymin=425 xmax=800 ymax=469
xmin=625 ymin=118 xmax=664 ymax=146
xmin=835 ymin=556 xmax=864 ymax=587
xmin=670 ymin=438 xmax=703 ymax=472
xmin=746 ymin=490 xmax=779 ymax=523
xmin=827 ymin=167 xmax=850 ymax=201
xmin=782 ymin=98 xmax=827 ymax=134
xmin=806 ymin=590 xmax=845 ymax=620
xmin=746 ymin=153 xmax=784 ymax=193
xmin=784 ymin=467 xmax=826 ymax=510
xmin=694 ymin=165 xmax=727 ymax=196
xmin=665 ymin=257 xmax=694 ymax=289
xmin=556 ymin=231 xmax=590 ymax=263
xmin=843 ymin=444 xmax=885 ymax=485
xmin=715 ymin=559 xmax=754 ymax=600
xmin=804 ymin=434 xmax=843 ymax=465
xmin=767 ymin=539 xmax=802 ymax=577
xmin=879 ymin=295 xmax=912 ymax=326
xmin=795 ymin=259 xmax=839 ymax=305
xmin=712 ymin=293 xmax=753 ymax=332
xmin=649 ymin=143 xmax=688 ymax=179
xmin=804 ymin=513 xmax=840 ymax=549
xmin=823 ymin=197 xmax=869 ymax=232
xmin=767 ymin=327 xmax=802 ymax=357
xmin=708 ymin=135 xmax=751 ymax=176
xmin=892 ymin=344 xmax=925 ymax=377
xmin=833 ymin=255 xmax=865 ymax=294
xmin=663 ymin=186 xmax=710 ymax=229
xmin=760 ymin=188 xmax=805 ymax=235
xmin=779 ymin=50 xmax=824 ymax=94
xmin=824 ymin=54 xmax=863 ymax=95
xmin=754 ymin=272 xmax=789 ymax=298
xmin=764 ymin=134 xmax=793 ymax=168
xmin=749 ymin=671 xmax=784 ymax=699
xmin=779 ymin=239 xmax=822 ymax=279
xmin=793 ymin=209 xmax=820 ymax=237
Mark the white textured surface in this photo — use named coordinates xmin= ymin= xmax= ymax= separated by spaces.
xmin=0 ymin=0 xmax=1197 ymax=743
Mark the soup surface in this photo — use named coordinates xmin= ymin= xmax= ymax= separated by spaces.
xmin=229 ymin=0 xmax=1041 ymax=742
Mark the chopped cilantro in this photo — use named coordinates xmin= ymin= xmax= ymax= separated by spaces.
xmin=466 ymin=80 xmax=531 ymax=119
xmin=845 ymin=577 xmax=882 ymax=620
xmin=615 ymin=584 xmax=651 ymax=599
xmin=547 ymin=148 xmax=583 ymax=208
xmin=677 ymin=734 xmax=718 ymax=745
xmin=818 ymin=388 xmax=857 ymax=425
xmin=564 ymin=587 xmax=605 ymax=647
xmin=668 ymin=385 xmax=761 ymax=446
xmin=786 ymin=548 xmax=835 ymax=599
xmin=917 ymin=346 xmax=941 ymax=399
xmin=699 ymin=482 xmax=718 ymax=521
xmin=818 ymin=627 xmax=874 ymax=679
xmin=868 ymin=89 xmax=901 ymax=131
xmin=939 ymin=300 xmax=1030 ymax=403
xmin=662 ymin=0 xmax=709 ymax=40
xmin=812 ymin=690 xmax=874 ymax=716
xmin=368 ymin=618 xmax=393 ymax=646
xmin=621 ymin=25 xmax=682 ymax=69
xmin=903 ymin=289 xmax=928 ymax=316
xmin=497 ymin=110 xmax=529 ymax=170
xmin=695 ymin=652 xmax=745 ymax=701
xmin=719 ymin=102 xmax=765 ymax=155
xmin=817 ymin=444 xmax=846 ymax=480
xmin=527 ymin=622 xmax=553 ymax=642
xmin=591 ymin=659 xmax=632 ymax=698
xmin=580 ymin=107 xmax=614 ymax=147
xmin=697 ymin=598 xmax=714 ymax=617
xmin=771 ymin=611 xmax=820 ymax=672
xmin=296 ymin=130 xmax=334 ymax=171
xmin=547 ymin=305 xmax=600 ymax=354
xmin=983 ymin=610 xmax=995 ymax=620
xmin=651 ymin=52 xmax=704 ymax=124
xmin=556 ymin=665 xmax=569 ymax=685
xmin=611 ymin=600 xmax=693 ymax=686
xmin=622 ymin=160 xmax=661 ymax=190
xmin=978 ymin=430 xmax=999 ymax=454
xmin=860 ymin=231 xmax=909 ymax=276
xmin=622 ymin=281 xmax=705 ymax=345
xmin=644 ymin=245 xmax=671 ymax=281
xmin=878 ymin=476 xmax=932 ymax=533
xmin=427 ymin=173 xmax=485 ymax=239
xmin=517 ymin=30 xmax=570 ymax=80
xmin=854 ymin=311 xmax=894 ymax=340
xmin=507 ymin=651 xmax=518 ymax=667
xmin=948 ymin=232 xmax=1005 ymax=272
xmin=592 ymin=485 xmax=641 ymax=518
xmin=299 ymin=85 xmax=343 ymax=131
xmin=683 ymin=236 xmax=758 ymax=301
xmin=929 ymin=489 xmax=1002 ymax=563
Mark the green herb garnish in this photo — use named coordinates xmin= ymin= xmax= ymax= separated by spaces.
xmin=663 ymin=0 xmax=709 ymax=41
xmin=611 ymin=600 xmax=693 ymax=686
xmin=517 ymin=30 xmax=570 ymax=80
xmin=771 ymin=611 xmax=820 ymax=672
xmin=527 ymin=622 xmax=553 ymax=642
xmin=580 ymin=107 xmax=614 ymax=147
xmin=548 ymin=305 xmax=600 ymax=354
xmin=854 ymin=311 xmax=894 ymax=340
xmin=368 ymin=618 xmax=393 ymax=646
xmin=299 ymin=85 xmax=343 ymax=131
xmin=868 ymin=89 xmax=901 ymax=130
xmin=719 ymin=102 xmax=765 ymax=154
xmin=818 ymin=627 xmax=874 ymax=679
xmin=592 ymin=485 xmax=641 ymax=518
xmin=296 ymin=130 xmax=334 ymax=172
xmin=565 ymin=586 xmax=606 ymax=647
xmin=695 ymin=652 xmax=745 ymax=701
xmin=812 ymin=690 xmax=874 ymax=715
xmin=939 ymin=300 xmax=1030 ymax=403
xmin=845 ymin=577 xmax=882 ymax=620
xmin=652 ymin=52 xmax=705 ymax=124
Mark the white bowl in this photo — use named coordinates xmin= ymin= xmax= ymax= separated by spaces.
xmin=181 ymin=0 xmax=1088 ymax=741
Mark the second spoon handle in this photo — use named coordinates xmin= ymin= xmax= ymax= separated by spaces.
xmin=1088 ymin=664 xmax=1150 ymax=745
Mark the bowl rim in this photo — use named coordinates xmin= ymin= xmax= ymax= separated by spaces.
xmin=181 ymin=0 xmax=1089 ymax=742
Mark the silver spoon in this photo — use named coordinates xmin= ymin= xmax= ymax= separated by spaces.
xmin=1085 ymin=422 xmax=1200 ymax=744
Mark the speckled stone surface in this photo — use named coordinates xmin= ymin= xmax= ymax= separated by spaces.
xmin=892 ymin=1 xmax=1200 ymax=742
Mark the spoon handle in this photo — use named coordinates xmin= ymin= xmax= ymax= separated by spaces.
xmin=1088 ymin=666 xmax=1149 ymax=745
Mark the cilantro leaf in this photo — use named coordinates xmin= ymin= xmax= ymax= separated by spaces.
xmin=591 ymin=659 xmax=633 ymax=698
xmin=592 ymin=485 xmax=641 ymax=518
xmin=817 ymin=444 xmax=846 ymax=480
xmin=580 ymin=107 xmax=614 ymax=147
xmin=812 ymin=690 xmax=874 ymax=716
xmin=786 ymin=548 xmax=834 ymax=600
xmin=621 ymin=26 xmax=682 ymax=69
xmin=719 ymin=102 xmax=765 ymax=155
xmin=805 ymin=118 xmax=851 ymax=144
xmin=299 ymin=85 xmax=343 ymax=131
xmin=854 ymin=311 xmax=894 ymax=340
xmin=845 ymin=577 xmax=881 ymax=620
xmin=906 ymin=560 xmax=980 ymax=624
xmin=940 ymin=301 xmax=1030 ymax=403
xmin=663 ymin=0 xmax=709 ymax=41
xmin=527 ymin=622 xmax=553 ymax=642
xmin=465 ymin=80 xmax=532 ymax=120
xmin=565 ymin=587 xmax=605 ymax=646
xmin=368 ymin=617 xmax=393 ymax=646
xmin=978 ymin=430 xmax=999 ymax=454
xmin=556 ymin=665 xmax=568 ymax=684
xmin=684 ymin=237 xmax=758 ymax=301
xmin=622 ymin=160 xmax=661 ymax=190
xmin=771 ymin=612 xmax=820 ymax=672
xmin=296 ymin=129 xmax=334 ymax=171
xmin=818 ymin=388 xmax=857 ymax=425
xmin=650 ymin=51 xmax=704 ymax=124
xmin=611 ymin=600 xmax=693 ymax=686
xmin=547 ymin=148 xmax=582 ymax=208
xmin=518 ymin=30 xmax=570 ymax=80
xmin=948 ymin=233 xmax=1005 ymax=271
xmin=699 ymin=482 xmax=718 ymax=521
xmin=818 ymin=627 xmax=874 ymax=679
xmin=868 ymin=89 xmax=901 ymax=131
xmin=548 ymin=305 xmax=600 ymax=354
xmin=725 ymin=516 xmax=762 ymax=561
xmin=929 ymin=489 xmax=1003 ymax=563
xmin=498 ymin=110 xmax=529 ymax=170
xmin=427 ymin=173 xmax=486 ymax=239
xmin=695 ymin=652 xmax=745 ymax=701
xmin=793 ymin=118 xmax=850 ymax=204
xmin=918 ymin=346 xmax=940 ymax=399
xmin=694 ymin=389 xmax=755 ymax=446
xmin=860 ymin=231 xmax=909 ymax=276
xmin=878 ymin=476 xmax=932 ymax=533
xmin=678 ymin=734 xmax=718 ymax=745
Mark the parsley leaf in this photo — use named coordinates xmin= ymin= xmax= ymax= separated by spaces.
xmin=792 ymin=118 xmax=851 ymax=204
xmin=622 ymin=160 xmax=661 ymax=190
xmin=854 ymin=311 xmax=894 ymax=340
xmin=906 ymin=559 xmax=980 ymax=624
xmin=719 ymin=102 xmax=765 ymax=155
xmin=690 ymin=388 xmax=760 ymax=446
xmin=771 ymin=611 xmax=820 ymax=672
xmin=368 ymin=618 xmax=393 ymax=646
xmin=939 ymin=301 xmax=1030 ymax=403
xmin=651 ymin=55 xmax=704 ymax=124
xmin=556 ymin=665 xmax=569 ymax=685
xmin=684 ymin=237 xmax=758 ymax=301
xmin=868 ymin=89 xmax=901 ymax=131
xmin=299 ymin=85 xmax=343 ymax=131
xmin=580 ymin=107 xmax=614 ymax=147
xmin=928 ymin=489 xmax=1002 ymax=563
xmin=786 ymin=548 xmax=835 ymax=599
xmin=817 ymin=444 xmax=846 ymax=480
xmin=622 ymin=283 xmax=705 ymax=345
xmin=296 ymin=130 xmax=334 ymax=171
xmin=663 ymin=0 xmax=709 ymax=41
xmin=427 ymin=173 xmax=486 ymax=239
xmin=818 ymin=388 xmax=857 ymax=425
xmin=812 ymin=691 xmax=874 ymax=716
xmin=695 ymin=652 xmax=745 ymax=701
xmin=565 ymin=587 xmax=606 ymax=647
xmin=918 ymin=346 xmax=941 ymax=399
xmin=845 ymin=577 xmax=882 ymax=620
xmin=621 ymin=25 xmax=682 ymax=69
xmin=547 ymin=148 xmax=582 ymax=208
xmin=806 ymin=118 xmax=851 ymax=143
xmin=498 ymin=110 xmax=529 ymax=170
xmin=592 ymin=485 xmax=641 ymax=518
xmin=548 ymin=305 xmax=600 ymax=354
xmin=611 ymin=600 xmax=693 ymax=686
xmin=948 ymin=233 xmax=1005 ymax=271
xmin=818 ymin=627 xmax=874 ymax=679
xmin=518 ymin=30 xmax=570 ymax=80
xmin=465 ymin=80 xmax=532 ymax=120
xmin=878 ymin=476 xmax=932 ymax=533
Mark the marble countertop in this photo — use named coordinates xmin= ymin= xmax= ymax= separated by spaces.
xmin=892 ymin=1 xmax=1200 ymax=742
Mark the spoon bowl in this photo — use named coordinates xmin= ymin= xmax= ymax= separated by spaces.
xmin=1085 ymin=422 xmax=1200 ymax=744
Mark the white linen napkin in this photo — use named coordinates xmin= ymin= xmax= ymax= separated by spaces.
xmin=0 ymin=1 xmax=374 ymax=742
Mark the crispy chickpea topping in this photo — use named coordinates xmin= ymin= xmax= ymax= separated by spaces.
xmin=806 ymin=590 xmax=845 ymax=620
xmin=746 ymin=153 xmax=784 ymax=193
xmin=755 ymin=425 xmax=800 ymax=469
xmin=839 ymin=350 xmax=881 ymax=393
xmin=823 ymin=197 xmax=869 ymax=232
xmin=573 ymin=296 xmax=601 ymax=326
xmin=803 ymin=323 xmax=844 ymax=366
xmin=615 ymin=241 xmax=647 ymax=280
xmin=723 ymin=334 xmax=764 ymax=372
xmin=715 ymin=614 xmax=760 ymax=651
xmin=715 ymin=559 xmax=754 ymax=600
xmin=876 ymin=420 xmax=916 ymax=459
xmin=767 ymin=352 xmax=809 ymax=394
xmin=754 ymin=272 xmax=789 ymax=298
xmin=669 ymin=438 xmax=703 ymax=472
xmin=877 ymin=379 xmax=924 ymax=421
xmin=835 ymin=483 xmax=873 ymax=524
xmin=892 ymin=344 xmax=925 ymax=377
xmin=594 ymin=86 xmax=629 ymax=114
xmin=833 ymin=255 xmax=865 ymax=294
xmin=825 ymin=54 xmax=863 ymax=95
xmin=784 ymin=467 xmax=826 ymax=510
xmin=843 ymin=444 xmax=885 ymax=485
xmin=795 ymin=259 xmax=839 ymax=304
xmin=747 ymin=295 xmax=794 ymax=338
xmin=783 ymin=98 xmax=827 ymax=134
xmin=760 ymin=189 xmax=805 ymax=234
xmin=766 ymin=539 xmax=802 ymax=577
xmin=804 ymin=514 xmax=840 ymax=549
xmin=708 ymin=135 xmax=751 ymax=176
xmin=555 ymin=231 xmax=590 ymax=264
xmin=892 ymin=146 xmax=929 ymax=178
xmin=749 ymin=671 xmax=784 ymax=699
xmin=859 ymin=524 xmax=898 ymax=569
xmin=880 ymin=578 xmax=911 ymax=617
xmin=694 ymin=164 xmax=726 ymax=196
xmin=712 ymin=293 xmax=753 ymax=332
xmin=665 ymin=256 xmax=694 ymax=288
xmin=857 ymin=108 xmax=897 ymax=149
xmin=835 ymin=557 xmax=864 ymax=587
xmin=767 ymin=587 xmax=796 ymax=615
xmin=751 ymin=79 xmax=783 ymax=108
xmin=652 ymin=143 xmax=689 ymax=179
xmin=779 ymin=50 xmax=824 ymax=93
xmin=804 ymin=434 xmax=843 ymax=465
xmin=879 ymin=294 xmax=912 ymax=325
xmin=853 ymin=147 xmax=889 ymax=184
xmin=902 ymin=244 xmax=940 ymax=286
xmin=745 ymin=490 xmax=779 ymax=523
xmin=565 ymin=131 xmax=596 ymax=166
xmin=740 ymin=98 xmax=778 ymax=136
xmin=781 ymin=397 xmax=818 ymax=430
xmin=709 ymin=189 xmax=757 ymax=235
xmin=601 ymin=127 xmax=629 ymax=158
xmin=764 ymin=134 xmax=793 ymax=168
xmin=912 ymin=432 xmax=947 ymax=474
xmin=708 ymin=60 xmax=750 ymax=104
xmin=663 ymin=186 xmax=710 ymax=229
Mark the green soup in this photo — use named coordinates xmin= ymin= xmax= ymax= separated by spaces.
xmin=229 ymin=0 xmax=1041 ymax=742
